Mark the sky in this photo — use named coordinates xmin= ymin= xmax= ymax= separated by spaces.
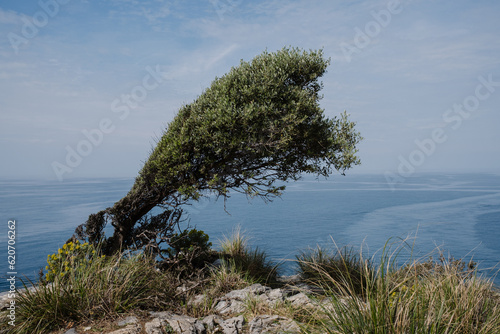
xmin=1 ymin=0 xmax=499 ymax=183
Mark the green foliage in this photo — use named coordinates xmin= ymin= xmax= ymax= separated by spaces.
xmin=161 ymin=228 xmax=215 ymax=277
xmin=76 ymin=46 xmax=362 ymax=255
xmin=44 ymin=240 xmax=101 ymax=282
xmin=139 ymin=47 xmax=361 ymax=201
xmin=8 ymin=252 xmax=177 ymax=334
xmin=165 ymin=228 xmax=212 ymax=258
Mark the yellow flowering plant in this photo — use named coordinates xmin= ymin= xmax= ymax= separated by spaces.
xmin=45 ymin=240 xmax=102 ymax=282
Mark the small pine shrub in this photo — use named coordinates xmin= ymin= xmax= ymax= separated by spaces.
xmin=161 ymin=228 xmax=215 ymax=277
xmin=165 ymin=228 xmax=212 ymax=259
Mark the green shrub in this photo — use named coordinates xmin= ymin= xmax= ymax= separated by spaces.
xmin=44 ymin=240 xmax=100 ymax=282
xmin=160 ymin=228 xmax=216 ymax=278
xmin=165 ymin=228 xmax=212 ymax=259
xmin=6 ymin=252 xmax=177 ymax=334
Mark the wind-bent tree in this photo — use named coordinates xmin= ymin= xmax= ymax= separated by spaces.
xmin=74 ymin=47 xmax=362 ymax=256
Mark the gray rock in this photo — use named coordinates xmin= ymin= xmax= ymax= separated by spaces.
xmin=147 ymin=312 xmax=205 ymax=334
xmin=287 ymin=292 xmax=313 ymax=308
xmin=165 ymin=314 xmax=205 ymax=334
xmin=220 ymin=315 xmax=245 ymax=334
xmin=215 ymin=299 xmax=246 ymax=315
xmin=117 ymin=316 xmax=139 ymax=326
xmin=259 ymin=288 xmax=288 ymax=306
xmin=64 ymin=329 xmax=77 ymax=334
xmin=224 ymin=284 xmax=269 ymax=301
xmin=202 ymin=314 xmax=224 ymax=332
xmin=248 ymin=315 xmax=301 ymax=334
xmin=0 ymin=285 xmax=39 ymax=310
xmin=245 ymin=283 xmax=270 ymax=294
xmin=144 ymin=317 xmax=167 ymax=334
xmin=108 ymin=324 xmax=142 ymax=334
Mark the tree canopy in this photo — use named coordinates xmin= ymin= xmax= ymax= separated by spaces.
xmin=74 ymin=47 xmax=362 ymax=256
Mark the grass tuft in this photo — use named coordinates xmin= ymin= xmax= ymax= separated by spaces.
xmin=296 ymin=244 xmax=373 ymax=297
xmin=218 ymin=226 xmax=280 ymax=285
xmin=304 ymin=240 xmax=500 ymax=333
xmin=5 ymin=251 xmax=177 ymax=334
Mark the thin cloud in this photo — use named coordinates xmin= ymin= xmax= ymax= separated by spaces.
xmin=0 ymin=8 xmax=22 ymax=25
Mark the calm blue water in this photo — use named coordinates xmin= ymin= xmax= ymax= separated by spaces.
xmin=1 ymin=173 xmax=499 ymax=291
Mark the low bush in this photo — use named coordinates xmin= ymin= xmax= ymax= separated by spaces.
xmin=7 ymin=250 xmax=177 ymax=334
xmin=160 ymin=227 xmax=217 ymax=279
xmin=44 ymin=240 xmax=99 ymax=282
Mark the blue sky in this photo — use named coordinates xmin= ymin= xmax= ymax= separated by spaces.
xmin=1 ymin=0 xmax=499 ymax=182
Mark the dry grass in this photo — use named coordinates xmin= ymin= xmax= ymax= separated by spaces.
xmin=218 ymin=226 xmax=280 ymax=284
xmin=2 ymin=252 xmax=177 ymax=334
xmin=4 ymin=234 xmax=499 ymax=334
xmin=302 ymin=241 xmax=500 ymax=333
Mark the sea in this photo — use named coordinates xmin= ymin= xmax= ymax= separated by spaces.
xmin=1 ymin=173 xmax=500 ymax=292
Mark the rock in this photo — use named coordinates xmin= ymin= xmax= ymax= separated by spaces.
xmin=248 ymin=315 xmax=300 ymax=334
xmin=215 ymin=283 xmax=274 ymax=315
xmin=63 ymin=329 xmax=77 ymax=334
xmin=224 ymin=284 xmax=270 ymax=301
xmin=245 ymin=283 xmax=270 ymax=294
xmin=108 ymin=324 xmax=142 ymax=334
xmin=144 ymin=317 xmax=169 ymax=334
xmin=259 ymin=288 xmax=288 ymax=306
xmin=287 ymin=292 xmax=313 ymax=308
xmin=147 ymin=311 xmax=205 ymax=333
xmin=0 ymin=285 xmax=39 ymax=310
xmin=215 ymin=299 xmax=246 ymax=315
xmin=202 ymin=314 xmax=224 ymax=332
xmin=220 ymin=315 xmax=245 ymax=334
xmin=165 ymin=314 xmax=205 ymax=334
xmin=268 ymin=288 xmax=287 ymax=301
xmin=117 ymin=316 xmax=139 ymax=327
